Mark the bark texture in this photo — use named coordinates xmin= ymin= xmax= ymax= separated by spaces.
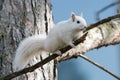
xmin=0 ymin=0 xmax=56 ymax=80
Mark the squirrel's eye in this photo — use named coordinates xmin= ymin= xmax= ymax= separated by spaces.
xmin=77 ymin=21 xmax=80 ymax=24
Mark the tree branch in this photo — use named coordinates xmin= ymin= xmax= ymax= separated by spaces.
xmin=79 ymin=54 xmax=120 ymax=80
xmin=58 ymin=14 xmax=120 ymax=62
xmin=85 ymin=13 xmax=120 ymax=32
xmin=57 ymin=15 xmax=120 ymax=80
xmin=1 ymin=14 xmax=120 ymax=80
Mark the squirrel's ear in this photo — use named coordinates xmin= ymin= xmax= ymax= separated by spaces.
xmin=80 ymin=12 xmax=83 ymax=17
xmin=71 ymin=12 xmax=76 ymax=22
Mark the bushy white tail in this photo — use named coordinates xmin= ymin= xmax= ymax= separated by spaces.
xmin=13 ymin=34 xmax=46 ymax=71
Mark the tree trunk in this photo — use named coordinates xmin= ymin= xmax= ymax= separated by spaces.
xmin=0 ymin=0 xmax=57 ymax=80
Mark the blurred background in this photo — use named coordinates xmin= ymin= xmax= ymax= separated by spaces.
xmin=51 ymin=0 xmax=120 ymax=80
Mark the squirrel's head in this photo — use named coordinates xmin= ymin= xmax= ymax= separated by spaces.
xmin=70 ymin=12 xmax=87 ymax=31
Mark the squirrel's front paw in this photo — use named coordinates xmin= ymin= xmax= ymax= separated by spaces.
xmin=69 ymin=41 xmax=76 ymax=48
xmin=55 ymin=50 xmax=62 ymax=56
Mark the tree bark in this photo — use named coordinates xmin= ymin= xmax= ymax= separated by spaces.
xmin=0 ymin=0 xmax=57 ymax=80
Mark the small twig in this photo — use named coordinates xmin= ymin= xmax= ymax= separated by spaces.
xmin=79 ymin=54 xmax=120 ymax=80
xmin=96 ymin=1 xmax=120 ymax=20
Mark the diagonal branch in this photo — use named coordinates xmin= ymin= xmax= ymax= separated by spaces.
xmin=1 ymin=14 xmax=120 ymax=80
xmin=57 ymin=15 xmax=120 ymax=79
xmin=79 ymin=54 xmax=120 ymax=80
xmin=85 ymin=13 xmax=120 ymax=32
xmin=58 ymin=14 xmax=120 ymax=62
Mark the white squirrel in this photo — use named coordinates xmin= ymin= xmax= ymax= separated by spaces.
xmin=13 ymin=12 xmax=87 ymax=71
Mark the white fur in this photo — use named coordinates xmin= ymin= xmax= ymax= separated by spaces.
xmin=13 ymin=13 xmax=87 ymax=71
xmin=13 ymin=34 xmax=46 ymax=71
